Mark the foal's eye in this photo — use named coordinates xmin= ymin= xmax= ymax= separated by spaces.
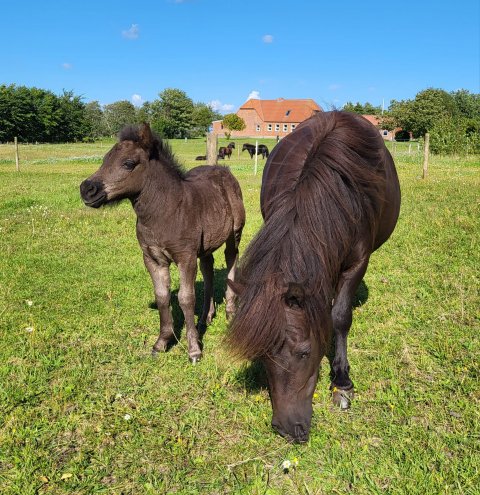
xmin=123 ymin=159 xmax=137 ymax=170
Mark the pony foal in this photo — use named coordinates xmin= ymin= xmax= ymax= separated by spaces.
xmin=80 ymin=123 xmax=245 ymax=363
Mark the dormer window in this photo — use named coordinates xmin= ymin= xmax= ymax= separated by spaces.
xmin=285 ymin=110 xmax=291 ymax=116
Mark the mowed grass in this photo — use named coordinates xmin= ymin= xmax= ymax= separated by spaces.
xmin=0 ymin=137 xmax=478 ymax=494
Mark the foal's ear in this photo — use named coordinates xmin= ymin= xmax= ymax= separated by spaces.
xmin=284 ymin=282 xmax=306 ymax=309
xmin=138 ymin=122 xmax=154 ymax=151
xmin=227 ymin=279 xmax=245 ymax=296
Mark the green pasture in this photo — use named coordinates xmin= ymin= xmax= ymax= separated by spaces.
xmin=0 ymin=137 xmax=478 ymax=494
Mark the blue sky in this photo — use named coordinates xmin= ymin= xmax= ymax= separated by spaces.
xmin=2 ymin=0 xmax=479 ymax=112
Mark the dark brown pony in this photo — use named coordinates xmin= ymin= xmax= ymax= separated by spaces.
xmin=80 ymin=123 xmax=245 ymax=363
xmin=228 ymin=111 xmax=400 ymax=442
xmin=218 ymin=146 xmax=232 ymax=159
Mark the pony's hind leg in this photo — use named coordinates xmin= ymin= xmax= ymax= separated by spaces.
xmin=178 ymin=256 xmax=202 ymax=364
xmin=143 ymin=255 xmax=174 ymax=355
xmin=198 ymin=254 xmax=215 ymax=333
xmin=224 ymin=230 xmax=241 ymax=320
xmin=329 ymin=255 xmax=370 ymax=409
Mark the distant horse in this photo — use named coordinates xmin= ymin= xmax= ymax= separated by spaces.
xmin=228 ymin=142 xmax=236 ymax=149
xmin=195 ymin=155 xmax=206 ymax=160
xmin=80 ymin=123 xmax=245 ymax=363
xmin=228 ymin=111 xmax=400 ymax=442
xmin=242 ymin=143 xmax=269 ymax=159
xmin=218 ymin=146 xmax=232 ymax=159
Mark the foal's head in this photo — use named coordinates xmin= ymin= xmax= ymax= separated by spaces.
xmin=80 ymin=123 xmax=158 ymax=207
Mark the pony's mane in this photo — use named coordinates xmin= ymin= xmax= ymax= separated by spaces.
xmin=119 ymin=125 xmax=185 ymax=179
xmin=228 ymin=111 xmax=388 ymax=359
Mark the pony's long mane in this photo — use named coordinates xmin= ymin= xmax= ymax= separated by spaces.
xmin=119 ymin=125 xmax=185 ymax=179
xmin=228 ymin=111 xmax=388 ymax=359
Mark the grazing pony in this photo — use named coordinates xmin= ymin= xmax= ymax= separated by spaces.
xmin=228 ymin=111 xmax=400 ymax=442
xmin=80 ymin=123 xmax=245 ymax=363
xmin=242 ymin=143 xmax=269 ymax=159
xmin=218 ymin=146 xmax=232 ymax=159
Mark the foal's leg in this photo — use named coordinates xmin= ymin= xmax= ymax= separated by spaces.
xmin=329 ymin=255 xmax=370 ymax=409
xmin=143 ymin=255 xmax=174 ymax=355
xmin=177 ymin=256 xmax=202 ymax=363
xmin=198 ymin=253 xmax=215 ymax=333
xmin=224 ymin=232 xmax=240 ymax=320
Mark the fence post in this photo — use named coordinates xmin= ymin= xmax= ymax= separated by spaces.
xmin=422 ymin=133 xmax=430 ymax=179
xmin=254 ymin=140 xmax=258 ymax=175
xmin=15 ymin=137 xmax=20 ymax=172
xmin=206 ymin=132 xmax=217 ymax=165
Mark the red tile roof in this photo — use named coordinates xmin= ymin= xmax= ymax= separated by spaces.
xmin=240 ymin=98 xmax=322 ymax=123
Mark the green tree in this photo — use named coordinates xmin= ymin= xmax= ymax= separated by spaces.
xmin=151 ymin=88 xmax=194 ymax=138
xmin=103 ymin=100 xmax=137 ymax=136
xmin=84 ymin=101 xmax=107 ymax=140
xmin=221 ymin=113 xmax=246 ymax=139
xmin=190 ymin=103 xmax=222 ymax=137
xmin=389 ymin=88 xmax=456 ymax=138
xmin=343 ymin=101 xmax=381 ymax=115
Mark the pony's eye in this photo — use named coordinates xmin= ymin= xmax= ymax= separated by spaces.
xmin=299 ymin=350 xmax=310 ymax=359
xmin=123 ymin=159 xmax=137 ymax=170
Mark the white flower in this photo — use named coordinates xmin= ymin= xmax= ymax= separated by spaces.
xmin=115 ymin=393 xmax=123 ymax=400
xmin=26 ymin=300 xmax=33 ymax=307
xmin=282 ymin=460 xmax=292 ymax=470
xmin=124 ymin=414 xmax=131 ymax=421
xmin=25 ymin=327 xmax=34 ymax=333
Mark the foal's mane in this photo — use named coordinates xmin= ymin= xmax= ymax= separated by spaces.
xmin=228 ymin=111 xmax=388 ymax=359
xmin=119 ymin=125 xmax=185 ymax=179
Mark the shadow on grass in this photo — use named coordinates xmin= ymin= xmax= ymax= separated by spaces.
xmin=148 ymin=267 xmax=228 ymax=350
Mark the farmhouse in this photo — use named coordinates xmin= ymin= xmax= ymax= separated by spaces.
xmin=361 ymin=114 xmax=408 ymax=141
xmin=212 ymin=97 xmax=322 ymax=138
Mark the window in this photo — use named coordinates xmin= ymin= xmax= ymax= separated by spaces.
xmin=283 ymin=124 xmax=288 ymax=132
xmin=383 ymin=130 xmax=388 ymax=136
xmin=291 ymin=124 xmax=296 ymax=131
xmin=267 ymin=124 xmax=272 ymax=131
xmin=275 ymin=123 xmax=280 ymax=131
xmin=285 ymin=110 xmax=291 ymax=116
xmin=256 ymin=124 xmax=261 ymax=132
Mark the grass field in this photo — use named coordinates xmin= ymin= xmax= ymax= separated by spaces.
xmin=0 ymin=137 xmax=478 ymax=494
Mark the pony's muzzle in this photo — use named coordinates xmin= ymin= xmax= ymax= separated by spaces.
xmin=80 ymin=179 xmax=107 ymax=208
xmin=271 ymin=420 xmax=310 ymax=444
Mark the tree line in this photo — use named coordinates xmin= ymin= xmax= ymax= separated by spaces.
xmin=1 ymin=84 xmax=479 ymax=154
xmin=0 ymin=85 xmax=222 ymax=143
xmin=344 ymin=88 xmax=480 ymax=154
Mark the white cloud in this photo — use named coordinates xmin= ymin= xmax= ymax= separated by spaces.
xmin=122 ymin=24 xmax=139 ymax=39
xmin=208 ymin=100 xmax=234 ymax=113
xmin=62 ymin=63 xmax=72 ymax=70
xmin=262 ymin=34 xmax=274 ymax=43
xmin=131 ymin=94 xmax=144 ymax=107
xmin=247 ymin=90 xmax=260 ymax=100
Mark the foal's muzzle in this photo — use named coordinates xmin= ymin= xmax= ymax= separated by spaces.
xmin=80 ymin=179 xmax=107 ymax=208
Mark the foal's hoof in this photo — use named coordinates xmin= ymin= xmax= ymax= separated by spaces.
xmin=190 ymin=355 xmax=202 ymax=365
xmin=151 ymin=340 xmax=168 ymax=357
xmin=332 ymin=387 xmax=354 ymax=410
xmin=189 ymin=351 xmax=202 ymax=365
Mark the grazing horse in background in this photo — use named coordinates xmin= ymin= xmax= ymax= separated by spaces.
xmin=228 ymin=111 xmax=400 ymax=442
xmin=242 ymin=143 xmax=269 ymax=159
xmin=218 ymin=146 xmax=232 ymax=159
xmin=228 ymin=142 xmax=236 ymax=150
xmin=80 ymin=123 xmax=245 ymax=363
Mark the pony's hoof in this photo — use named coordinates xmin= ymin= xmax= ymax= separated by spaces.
xmin=332 ymin=388 xmax=354 ymax=410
